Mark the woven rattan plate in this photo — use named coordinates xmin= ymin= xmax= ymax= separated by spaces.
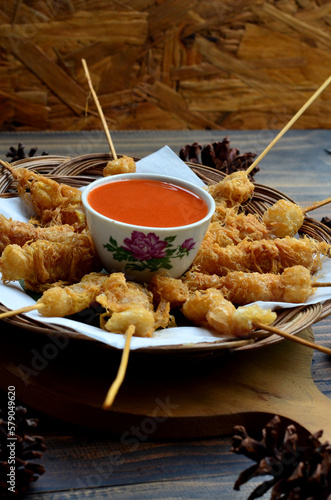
xmin=0 ymin=153 xmax=331 ymax=354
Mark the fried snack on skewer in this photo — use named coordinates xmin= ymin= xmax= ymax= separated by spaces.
xmin=204 ymin=216 xmax=271 ymax=248
xmin=97 ymin=273 xmax=171 ymax=337
xmin=193 ymin=236 xmax=330 ymax=276
xmin=211 ymin=199 xmax=330 ymax=246
xmin=212 ymin=197 xmax=327 ymax=244
xmin=36 ymin=272 xmax=110 ymax=316
xmin=262 ymin=199 xmax=304 ymax=238
xmin=206 ymin=170 xmax=254 ymax=207
xmin=0 ymin=234 xmax=100 ymax=292
xmin=0 ymin=161 xmax=85 ymax=230
xmin=211 ymin=201 xmax=239 ymax=222
xmin=103 ymin=156 xmax=136 ymax=176
xmin=262 ymin=196 xmax=331 ymax=238
xmin=81 ymin=59 xmax=137 ymax=179
xmin=202 ymin=76 xmax=331 ymax=211
xmin=211 ymin=187 xmax=331 ymax=241
xmin=0 ymin=215 xmax=77 ymax=254
xmin=149 ymin=274 xmax=190 ymax=309
xmin=182 ymin=288 xmax=276 ymax=337
xmin=184 ymin=266 xmax=314 ymax=304
xmin=150 ymin=266 xmax=314 ymax=308
xmin=21 ymin=272 xmax=110 ymax=317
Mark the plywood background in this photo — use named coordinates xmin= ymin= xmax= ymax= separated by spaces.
xmin=0 ymin=0 xmax=331 ymax=131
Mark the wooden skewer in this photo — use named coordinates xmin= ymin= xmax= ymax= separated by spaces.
xmin=81 ymin=58 xmax=118 ymax=160
xmin=302 ymin=196 xmax=331 ymax=214
xmin=246 ymin=74 xmax=331 ymax=176
xmin=0 ymin=304 xmax=41 ymax=319
xmin=253 ymin=321 xmax=331 ymax=355
xmin=102 ymin=324 xmax=136 ymax=410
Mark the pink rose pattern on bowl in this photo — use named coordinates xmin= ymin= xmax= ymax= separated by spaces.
xmin=104 ymin=230 xmax=196 ymax=273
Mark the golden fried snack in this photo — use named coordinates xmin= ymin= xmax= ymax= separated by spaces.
xmin=1 ymin=162 xmax=85 ymax=230
xmin=149 ymin=274 xmax=190 ymax=309
xmin=97 ymin=273 xmax=170 ymax=337
xmin=203 ymin=213 xmax=271 ymax=248
xmin=226 ymin=211 xmax=271 ymax=241
xmin=193 ymin=236 xmax=330 ymax=276
xmin=103 ymin=156 xmax=136 ymax=176
xmin=182 ymin=271 xmax=224 ymax=292
xmin=36 ymin=272 xmax=110 ymax=316
xmin=0 ymin=234 xmax=99 ymax=292
xmin=0 ymin=215 xmax=76 ymax=254
xmin=207 ymin=171 xmax=254 ymax=207
xmin=211 ymin=201 xmax=239 ymax=223
xmin=184 ymin=266 xmax=313 ymax=304
xmin=262 ymin=199 xmax=304 ymax=238
xmin=182 ymin=288 xmax=276 ymax=337
xmin=101 ymin=306 xmax=156 ymax=338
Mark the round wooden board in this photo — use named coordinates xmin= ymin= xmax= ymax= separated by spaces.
xmin=1 ymin=323 xmax=331 ymax=441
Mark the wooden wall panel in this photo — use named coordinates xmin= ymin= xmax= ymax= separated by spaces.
xmin=0 ymin=0 xmax=330 ymax=131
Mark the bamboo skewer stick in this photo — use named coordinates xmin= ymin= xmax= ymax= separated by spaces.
xmin=246 ymin=74 xmax=331 ymax=176
xmin=253 ymin=321 xmax=331 ymax=355
xmin=302 ymin=196 xmax=331 ymax=214
xmin=0 ymin=304 xmax=40 ymax=319
xmin=81 ymin=58 xmax=117 ymax=160
xmin=102 ymin=324 xmax=135 ymax=410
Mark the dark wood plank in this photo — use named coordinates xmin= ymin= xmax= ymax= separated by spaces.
xmin=0 ymin=128 xmax=330 ymax=194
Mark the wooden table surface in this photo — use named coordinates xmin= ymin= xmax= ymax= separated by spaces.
xmin=0 ymin=129 xmax=331 ymax=499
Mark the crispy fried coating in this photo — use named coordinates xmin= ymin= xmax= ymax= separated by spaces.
xmin=203 ymin=213 xmax=271 ymax=248
xmin=97 ymin=273 xmax=153 ymax=313
xmin=207 ymin=171 xmax=254 ymax=207
xmin=226 ymin=212 xmax=271 ymax=241
xmin=0 ymin=214 xmax=76 ymax=254
xmin=183 ymin=271 xmax=224 ymax=292
xmin=184 ymin=266 xmax=313 ymax=304
xmin=149 ymin=274 xmax=190 ymax=309
xmin=0 ymin=234 xmax=99 ymax=292
xmin=211 ymin=201 xmax=239 ymax=223
xmin=262 ymin=199 xmax=304 ymax=238
xmin=2 ymin=162 xmax=85 ymax=230
xmin=101 ymin=307 xmax=156 ymax=338
xmin=97 ymin=273 xmax=170 ymax=337
xmin=182 ymin=288 xmax=276 ymax=337
xmin=37 ymin=272 xmax=110 ymax=316
xmin=193 ymin=236 xmax=329 ymax=276
xmin=103 ymin=156 xmax=136 ymax=176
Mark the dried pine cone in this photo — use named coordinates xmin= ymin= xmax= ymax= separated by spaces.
xmin=231 ymin=415 xmax=331 ymax=499
xmin=6 ymin=143 xmax=48 ymax=162
xmin=0 ymin=406 xmax=46 ymax=498
xmin=179 ymin=136 xmax=260 ymax=180
xmin=321 ymin=217 xmax=331 ymax=231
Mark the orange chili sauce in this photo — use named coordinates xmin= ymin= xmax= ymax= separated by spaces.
xmin=87 ymin=178 xmax=208 ymax=227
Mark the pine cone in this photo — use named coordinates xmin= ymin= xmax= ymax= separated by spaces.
xmin=6 ymin=143 xmax=49 ymax=162
xmin=231 ymin=415 xmax=331 ymax=499
xmin=321 ymin=217 xmax=331 ymax=231
xmin=179 ymin=136 xmax=259 ymax=180
xmin=0 ymin=406 xmax=46 ymax=498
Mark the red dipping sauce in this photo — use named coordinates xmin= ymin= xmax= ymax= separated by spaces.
xmin=87 ymin=178 xmax=209 ymax=227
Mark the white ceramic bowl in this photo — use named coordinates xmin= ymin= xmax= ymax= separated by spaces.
xmin=82 ymin=173 xmax=215 ymax=282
